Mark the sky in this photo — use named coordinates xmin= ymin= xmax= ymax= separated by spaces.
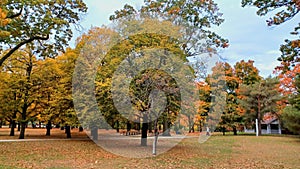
xmin=71 ymin=0 xmax=300 ymax=77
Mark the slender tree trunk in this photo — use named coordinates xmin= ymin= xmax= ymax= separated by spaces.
xmin=65 ymin=126 xmax=71 ymax=138
xmin=257 ymin=96 xmax=262 ymax=136
xmin=17 ymin=122 xmax=20 ymax=131
xmin=153 ymin=119 xmax=159 ymax=155
xmin=9 ymin=119 xmax=15 ymax=136
xmin=141 ymin=114 xmax=148 ymax=146
xmin=222 ymin=127 xmax=226 ymax=136
xmin=126 ymin=121 xmax=132 ymax=136
xmin=31 ymin=120 xmax=35 ymax=128
xmin=91 ymin=127 xmax=98 ymax=140
xmin=188 ymin=115 xmax=195 ymax=133
xmin=148 ymin=121 xmax=153 ymax=133
xmin=116 ymin=120 xmax=119 ymax=133
xmin=46 ymin=120 xmax=51 ymax=136
xmin=10 ymin=93 xmax=17 ymax=136
xmin=191 ymin=124 xmax=195 ymax=133
xmin=233 ymin=126 xmax=237 ymax=135
xmin=162 ymin=118 xmax=171 ymax=136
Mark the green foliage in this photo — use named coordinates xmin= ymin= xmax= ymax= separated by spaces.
xmin=0 ymin=0 xmax=87 ymax=66
xmin=110 ymin=0 xmax=229 ymax=57
xmin=239 ymin=77 xmax=282 ymax=135
xmin=282 ymin=106 xmax=300 ymax=134
xmin=282 ymin=74 xmax=300 ymax=134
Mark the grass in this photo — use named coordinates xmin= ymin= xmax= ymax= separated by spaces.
xmin=0 ymin=128 xmax=299 ymax=168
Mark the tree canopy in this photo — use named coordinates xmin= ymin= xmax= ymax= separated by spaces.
xmin=0 ymin=0 xmax=87 ymax=66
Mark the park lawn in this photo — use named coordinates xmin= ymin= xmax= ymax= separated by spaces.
xmin=0 ymin=129 xmax=299 ymax=169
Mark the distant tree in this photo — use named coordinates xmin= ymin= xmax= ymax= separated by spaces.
xmin=281 ymin=72 xmax=300 ymax=134
xmin=55 ymin=48 xmax=82 ymax=138
xmin=35 ymin=57 xmax=63 ymax=136
xmin=210 ymin=62 xmax=242 ymax=135
xmin=234 ymin=60 xmax=261 ymax=85
xmin=239 ymin=77 xmax=282 ymax=135
xmin=195 ymin=81 xmax=211 ymax=132
xmin=206 ymin=62 xmax=227 ymax=133
xmin=0 ymin=0 xmax=87 ymax=66
xmin=73 ymin=27 xmax=120 ymax=140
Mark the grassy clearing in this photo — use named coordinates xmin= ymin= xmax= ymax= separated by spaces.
xmin=0 ymin=128 xmax=299 ymax=169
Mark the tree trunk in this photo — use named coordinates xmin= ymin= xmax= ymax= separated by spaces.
xmin=19 ymin=122 xmax=26 ymax=139
xmin=91 ymin=127 xmax=98 ymax=141
xmin=162 ymin=118 xmax=171 ymax=136
xmin=222 ymin=127 xmax=226 ymax=136
xmin=127 ymin=121 xmax=132 ymax=136
xmin=233 ymin=126 xmax=237 ymax=135
xmin=65 ymin=126 xmax=71 ymax=138
xmin=188 ymin=115 xmax=193 ymax=133
xmin=17 ymin=122 xmax=20 ymax=131
xmin=9 ymin=120 xmax=15 ymax=136
xmin=141 ymin=115 xmax=148 ymax=146
xmin=257 ymin=96 xmax=262 ymax=136
xmin=31 ymin=120 xmax=35 ymax=128
xmin=191 ymin=124 xmax=195 ymax=133
xmin=46 ymin=121 xmax=51 ymax=136
xmin=116 ymin=120 xmax=119 ymax=133
xmin=148 ymin=121 xmax=153 ymax=133
xmin=79 ymin=126 xmax=83 ymax=132
xmin=152 ymin=119 xmax=159 ymax=155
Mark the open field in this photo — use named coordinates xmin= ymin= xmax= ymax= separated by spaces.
xmin=0 ymin=128 xmax=299 ymax=169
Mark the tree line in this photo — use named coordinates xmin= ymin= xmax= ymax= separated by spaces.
xmin=0 ymin=0 xmax=299 ymax=143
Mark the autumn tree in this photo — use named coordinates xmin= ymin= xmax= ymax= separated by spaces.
xmin=0 ymin=48 xmax=42 ymax=139
xmin=0 ymin=70 xmax=19 ymax=136
xmin=281 ymin=67 xmax=300 ymax=134
xmin=55 ymin=48 xmax=83 ymax=138
xmin=129 ymin=69 xmax=182 ymax=145
xmin=73 ymin=27 xmax=120 ymax=140
xmin=205 ymin=62 xmax=227 ymax=133
xmin=195 ymin=81 xmax=211 ymax=132
xmin=277 ymin=63 xmax=300 ymax=95
xmin=239 ymin=77 xmax=281 ymax=135
xmin=110 ymin=0 xmax=229 ymax=57
xmin=35 ymin=57 xmax=64 ymax=136
xmin=234 ymin=60 xmax=261 ymax=85
xmin=0 ymin=0 xmax=87 ymax=66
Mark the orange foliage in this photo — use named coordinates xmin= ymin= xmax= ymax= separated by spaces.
xmin=278 ymin=63 xmax=300 ymax=95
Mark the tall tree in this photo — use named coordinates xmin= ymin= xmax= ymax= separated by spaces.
xmin=281 ymin=70 xmax=300 ymax=134
xmin=1 ymin=48 xmax=41 ymax=139
xmin=239 ymin=77 xmax=281 ymax=135
xmin=73 ymin=27 xmax=120 ymax=140
xmin=0 ymin=0 xmax=87 ymax=66
xmin=110 ymin=0 xmax=229 ymax=57
xmin=35 ymin=57 xmax=63 ymax=136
